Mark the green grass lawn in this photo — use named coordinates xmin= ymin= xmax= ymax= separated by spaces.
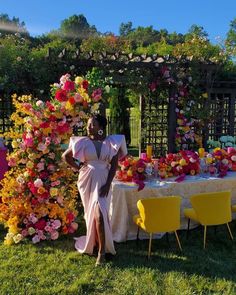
xmin=0 ymin=220 xmax=236 ymax=295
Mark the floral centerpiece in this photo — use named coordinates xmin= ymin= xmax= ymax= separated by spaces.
xmin=116 ymin=155 xmax=147 ymax=191
xmin=158 ymin=150 xmax=200 ymax=180
xmin=0 ymin=70 xmax=109 ymax=245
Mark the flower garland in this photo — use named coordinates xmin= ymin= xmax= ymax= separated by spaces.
xmin=0 ymin=71 xmax=108 ymax=245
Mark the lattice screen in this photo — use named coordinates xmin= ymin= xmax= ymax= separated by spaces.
xmin=141 ymin=90 xmax=169 ymax=157
xmin=208 ymin=92 xmax=235 ymax=140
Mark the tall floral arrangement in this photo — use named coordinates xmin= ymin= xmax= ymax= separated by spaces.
xmin=0 ymin=70 xmax=108 ymax=245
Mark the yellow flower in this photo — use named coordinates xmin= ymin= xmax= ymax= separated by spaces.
xmin=11 ymin=140 xmax=19 ymax=148
xmin=50 ymin=187 xmax=58 ymax=197
xmin=179 ymin=159 xmax=187 ymax=166
xmin=26 ymin=161 xmax=34 ymax=169
xmin=202 ymin=93 xmax=208 ymax=98
xmin=65 ymin=101 xmax=73 ymax=111
xmin=75 ymin=76 xmax=83 ymax=85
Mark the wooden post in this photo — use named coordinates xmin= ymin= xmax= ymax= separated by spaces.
xmin=139 ymin=94 xmax=144 ymax=157
xmin=168 ymin=88 xmax=177 ymax=153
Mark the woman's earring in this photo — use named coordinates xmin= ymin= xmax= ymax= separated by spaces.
xmin=98 ymin=129 xmax=104 ymax=136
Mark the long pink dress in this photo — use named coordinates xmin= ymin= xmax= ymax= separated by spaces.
xmin=69 ymin=134 xmax=127 ymax=255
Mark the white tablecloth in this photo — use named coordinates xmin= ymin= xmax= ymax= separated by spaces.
xmin=109 ymin=172 xmax=236 ymax=242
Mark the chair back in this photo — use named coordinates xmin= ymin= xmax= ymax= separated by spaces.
xmin=190 ymin=191 xmax=232 ymax=226
xmin=137 ymin=196 xmax=181 ymax=233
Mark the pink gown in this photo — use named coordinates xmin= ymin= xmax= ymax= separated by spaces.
xmin=69 ymin=134 xmax=127 ymax=255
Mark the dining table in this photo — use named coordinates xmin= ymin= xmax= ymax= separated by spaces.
xmin=109 ymin=172 xmax=236 ymax=242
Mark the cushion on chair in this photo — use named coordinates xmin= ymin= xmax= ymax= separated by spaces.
xmin=184 ymin=208 xmax=198 ymax=222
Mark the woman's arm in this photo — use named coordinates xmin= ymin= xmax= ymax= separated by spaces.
xmin=62 ymin=148 xmax=82 ymax=171
xmin=100 ymin=153 xmax=119 ymax=197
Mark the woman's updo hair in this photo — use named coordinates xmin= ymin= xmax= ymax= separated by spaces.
xmin=93 ymin=114 xmax=107 ymax=130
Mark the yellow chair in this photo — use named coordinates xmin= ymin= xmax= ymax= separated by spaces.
xmin=133 ymin=196 xmax=182 ymax=259
xmin=184 ymin=191 xmax=233 ymax=249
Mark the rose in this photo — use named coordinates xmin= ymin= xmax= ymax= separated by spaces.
xmin=63 ymin=80 xmax=75 ymax=91
xmin=51 ymin=231 xmax=59 ymax=240
xmin=55 ymin=89 xmax=68 ymax=102
xmin=34 ymin=178 xmax=43 ymax=188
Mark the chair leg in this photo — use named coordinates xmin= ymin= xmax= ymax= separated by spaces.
xmin=136 ymin=226 xmax=140 ymax=240
xmin=166 ymin=232 xmax=169 ymax=245
xmin=226 ymin=223 xmax=233 ymax=240
xmin=203 ymin=226 xmax=207 ymax=249
xmin=186 ymin=219 xmax=190 ymax=239
xmin=148 ymin=233 xmax=152 ymax=259
xmin=174 ymin=231 xmax=182 ymax=251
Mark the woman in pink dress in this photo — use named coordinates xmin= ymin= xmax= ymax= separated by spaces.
xmin=62 ymin=114 xmax=127 ymax=265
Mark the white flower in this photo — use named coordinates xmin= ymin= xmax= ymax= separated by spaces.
xmin=34 ymin=178 xmax=43 ymax=188
xmin=13 ymin=234 xmax=23 ymax=244
xmin=36 ymin=100 xmax=44 ymax=107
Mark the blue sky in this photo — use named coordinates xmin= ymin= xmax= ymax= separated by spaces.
xmin=0 ymin=0 xmax=235 ymax=43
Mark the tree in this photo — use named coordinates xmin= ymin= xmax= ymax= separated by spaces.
xmin=119 ymin=21 xmax=134 ymax=36
xmin=185 ymin=24 xmax=208 ymax=41
xmin=0 ymin=13 xmax=28 ymax=37
xmin=226 ymin=18 xmax=236 ymax=48
xmin=59 ymin=14 xmax=97 ymax=40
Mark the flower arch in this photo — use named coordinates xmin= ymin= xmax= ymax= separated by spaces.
xmin=0 ymin=70 xmax=108 ymax=245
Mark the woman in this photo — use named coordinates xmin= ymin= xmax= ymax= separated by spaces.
xmin=62 ymin=114 xmax=127 ymax=265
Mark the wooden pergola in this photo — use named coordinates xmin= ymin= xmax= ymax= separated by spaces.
xmin=1 ymin=47 xmax=235 ymax=156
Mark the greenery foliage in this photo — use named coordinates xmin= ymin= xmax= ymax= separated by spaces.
xmin=0 ymin=222 xmax=236 ymax=294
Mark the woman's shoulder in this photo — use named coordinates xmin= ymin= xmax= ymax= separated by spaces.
xmin=69 ymin=136 xmax=89 ymax=146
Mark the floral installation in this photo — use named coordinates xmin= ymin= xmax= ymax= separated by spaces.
xmin=148 ymin=65 xmax=203 ymax=151
xmin=157 ymin=150 xmax=200 ymax=180
xmin=116 ymin=155 xmax=147 ymax=191
xmin=0 ymin=70 xmax=109 ymax=245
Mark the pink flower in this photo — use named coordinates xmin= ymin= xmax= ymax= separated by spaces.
xmin=21 ymin=229 xmax=29 ymax=237
xmin=37 ymin=162 xmax=45 ymax=172
xmin=47 ymin=164 xmax=55 ymax=172
xmin=37 ymin=143 xmax=47 ymax=152
xmin=51 ymin=180 xmax=60 ymax=187
xmin=29 ymin=214 xmax=38 ymax=224
xmin=71 ymin=222 xmax=78 ymax=231
xmin=45 ymin=225 xmax=53 ymax=233
xmin=63 ymin=80 xmax=75 ymax=91
xmin=51 ymin=231 xmax=59 ymax=240
xmin=91 ymin=89 xmax=102 ymax=102
xmin=74 ymin=93 xmax=83 ymax=103
xmin=8 ymin=158 xmax=16 ymax=167
xmin=52 ymin=220 xmax=61 ymax=230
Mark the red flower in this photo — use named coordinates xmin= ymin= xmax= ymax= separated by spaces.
xmin=68 ymin=96 xmax=76 ymax=105
xmin=66 ymin=212 xmax=75 ymax=223
xmin=82 ymin=80 xmax=89 ymax=90
xmin=46 ymin=102 xmax=55 ymax=112
xmin=56 ymin=122 xmax=70 ymax=134
xmin=40 ymin=121 xmax=50 ymax=129
xmin=55 ymin=89 xmax=68 ymax=102
xmin=39 ymin=171 xmax=49 ymax=179
xmin=34 ymin=219 xmax=47 ymax=230
xmin=63 ymin=80 xmax=75 ymax=91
